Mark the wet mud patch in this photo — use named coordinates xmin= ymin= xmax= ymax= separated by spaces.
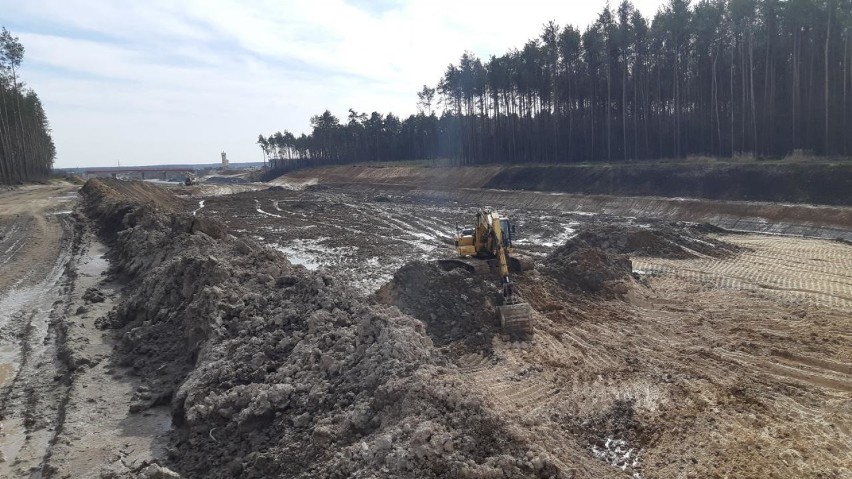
xmin=559 ymin=399 xmax=648 ymax=478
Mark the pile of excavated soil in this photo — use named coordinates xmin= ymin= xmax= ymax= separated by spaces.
xmin=541 ymin=222 xmax=740 ymax=295
xmin=373 ymin=261 xmax=500 ymax=354
xmin=542 ymin=245 xmax=633 ymax=296
xmin=81 ymin=177 xmax=188 ymax=212
xmin=80 ymin=178 xmax=190 ymax=237
xmin=80 ymin=179 xmax=569 ymax=478
xmin=563 ymin=222 xmax=742 ymax=259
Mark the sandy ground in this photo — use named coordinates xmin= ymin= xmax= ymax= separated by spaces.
xmin=0 ymin=184 xmax=168 ymax=477
xmin=192 ymin=184 xmax=852 ymax=478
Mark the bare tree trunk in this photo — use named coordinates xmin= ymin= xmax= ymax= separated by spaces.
xmin=792 ymin=29 xmax=798 ymax=149
xmin=844 ymin=33 xmax=848 ymax=154
xmin=824 ymin=4 xmax=832 ymax=154
xmin=730 ymin=43 xmax=735 ymax=156
xmin=0 ymin=86 xmax=12 ymax=184
xmin=11 ymin=68 xmax=30 ymax=181
xmin=606 ymin=60 xmax=612 ymax=162
xmin=749 ymin=32 xmax=758 ymax=154
xmin=622 ymin=57 xmax=628 ymax=161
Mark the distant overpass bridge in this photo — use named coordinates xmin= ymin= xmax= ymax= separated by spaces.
xmin=83 ymin=167 xmax=197 ymax=180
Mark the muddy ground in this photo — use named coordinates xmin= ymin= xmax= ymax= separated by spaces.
xmin=185 ymin=181 xmax=851 ymax=478
xmin=0 ymin=177 xmax=849 ymax=478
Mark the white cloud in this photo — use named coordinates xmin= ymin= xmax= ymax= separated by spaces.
xmin=3 ymin=0 xmax=666 ymax=167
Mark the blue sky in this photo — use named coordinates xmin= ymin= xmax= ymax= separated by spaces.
xmin=3 ymin=0 xmax=664 ymax=168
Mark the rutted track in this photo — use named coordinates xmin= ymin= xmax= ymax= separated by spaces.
xmin=0 ymin=185 xmax=77 ymax=476
xmin=633 ymin=234 xmax=852 ymax=310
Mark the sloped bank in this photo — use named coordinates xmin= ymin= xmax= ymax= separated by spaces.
xmin=485 ymin=162 xmax=852 ymax=206
xmin=282 ymin=162 xmax=852 ymax=206
xmin=280 ymin=164 xmax=852 ymax=240
xmin=79 ymin=179 xmax=579 ymax=478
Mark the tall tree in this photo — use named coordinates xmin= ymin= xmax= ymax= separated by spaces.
xmin=260 ymin=1 xmax=852 ymax=171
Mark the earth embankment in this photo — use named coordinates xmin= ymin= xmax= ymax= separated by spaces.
xmin=78 ymin=178 xmax=614 ymax=478
xmin=281 ymin=161 xmax=852 ymax=206
xmin=279 ymin=165 xmax=852 ymax=240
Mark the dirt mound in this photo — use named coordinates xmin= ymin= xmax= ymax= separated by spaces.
xmin=80 ymin=179 xmax=190 ymax=237
xmin=541 ymin=222 xmax=741 ymax=294
xmin=82 ymin=178 xmax=188 ymax=212
xmin=373 ymin=261 xmax=499 ymax=353
xmin=81 ymin=186 xmax=567 ymax=478
xmin=567 ymin=222 xmax=741 ymax=259
xmin=542 ymin=245 xmax=633 ymax=296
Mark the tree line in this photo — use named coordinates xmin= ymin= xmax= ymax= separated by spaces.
xmin=259 ymin=0 xmax=852 ymax=168
xmin=0 ymin=27 xmax=55 ymax=184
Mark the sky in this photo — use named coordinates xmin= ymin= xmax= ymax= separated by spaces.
xmin=3 ymin=0 xmax=665 ymax=168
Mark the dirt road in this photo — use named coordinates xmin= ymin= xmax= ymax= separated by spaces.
xmin=0 ymin=184 xmax=169 ymax=477
xmin=0 ymin=184 xmax=77 ymax=475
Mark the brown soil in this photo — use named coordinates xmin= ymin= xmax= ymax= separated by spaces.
xmin=562 ymin=222 xmax=743 ymax=259
xmin=373 ymin=261 xmax=500 ymax=354
xmin=2 ymin=176 xmax=849 ymax=478
xmin=182 ymin=179 xmax=850 ymax=478
xmin=542 ymin=246 xmax=633 ymax=296
xmin=81 ymin=179 xmax=581 ymax=478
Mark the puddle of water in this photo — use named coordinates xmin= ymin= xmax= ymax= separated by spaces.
xmin=273 ymin=238 xmax=353 ymax=271
xmin=516 ymin=225 xmax=576 ymax=248
xmin=275 ymin=246 xmax=320 ymax=270
xmin=192 ymin=199 xmax=205 ymax=216
xmin=591 ymin=437 xmax=642 ymax=478
xmin=78 ymin=252 xmax=109 ymax=278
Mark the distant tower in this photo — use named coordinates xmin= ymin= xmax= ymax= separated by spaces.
xmin=221 ymin=151 xmax=229 ymax=168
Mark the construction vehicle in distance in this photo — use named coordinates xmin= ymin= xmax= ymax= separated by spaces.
xmin=442 ymin=209 xmax=534 ymax=338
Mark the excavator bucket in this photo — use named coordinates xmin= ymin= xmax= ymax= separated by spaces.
xmin=498 ymin=302 xmax=533 ymax=338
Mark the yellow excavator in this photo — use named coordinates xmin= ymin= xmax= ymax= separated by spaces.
xmin=445 ymin=209 xmax=534 ymax=338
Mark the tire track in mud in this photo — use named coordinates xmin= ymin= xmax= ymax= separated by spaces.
xmin=625 ymin=270 xmax=852 ymax=477
xmin=0 ymin=213 xmax=75 ymax=477
xmin=633 ymin=234 xmax=852 ymax=310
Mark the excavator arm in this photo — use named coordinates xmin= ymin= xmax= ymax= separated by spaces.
xmin=490 ymin=215 xmax=515 ymax=303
